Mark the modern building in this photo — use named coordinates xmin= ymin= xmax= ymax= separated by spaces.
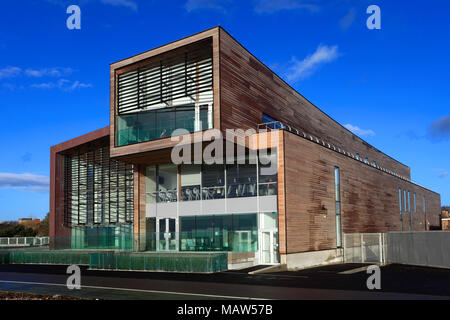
xmin=50 ymin=27 xmax=441 ymax=270
xmin=18 ymin=218 xmax=41 ymax=231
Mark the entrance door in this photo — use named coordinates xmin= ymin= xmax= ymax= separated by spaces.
xmin=157 ymin=218 xmax=178 ymax=251
xmin=260 ymin=230 xmax=279 ymax=264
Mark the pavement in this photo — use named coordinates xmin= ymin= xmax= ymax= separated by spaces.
xmin=0 ymin=263 xmax=450 ymax=300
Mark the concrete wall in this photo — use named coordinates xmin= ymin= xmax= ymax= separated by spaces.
xmin=284 ymin=249 xmax=343 ymax=270
xmin=386 ymin=231 xmax=450 ymax=268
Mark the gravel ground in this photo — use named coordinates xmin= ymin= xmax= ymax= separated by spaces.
xmin=0 ymin=290 xmax=92 ymax=300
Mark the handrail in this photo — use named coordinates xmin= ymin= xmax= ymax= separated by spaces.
xmin=0 ymin=236 xmax=50 ymax=247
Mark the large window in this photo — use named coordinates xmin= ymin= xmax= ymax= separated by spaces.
xmin=181 ymin=165 xmax=201 ymax=201
xmin=179 ymin=213 xmax=257 ymax=252
xmin=202 ymin=164 xmax=225 ymax=200
xmin=335 ymin=167 xmax=342 ymax=248
xmin=117 ymin=104 xmax=212 ymax=146
xmin=262 ymin=113 xmax=285 ymax=129
xmin=116 ymin=42 xmax=213 ymax=147
xmin=414 ymin=192 xmax=417 ymax=214
xmin=226 ymin=163 xmax=257 ymax=198
xmin=146 ymin=164 xmax=178 ymax=203
xmin=146 ymin=157 xmax=278 ymax=204
xmin=258 ymin=152 xmax=277 ymax=196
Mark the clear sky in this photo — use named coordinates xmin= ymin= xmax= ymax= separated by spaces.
xmin=0 ymin=0 xmax=449 ymax=221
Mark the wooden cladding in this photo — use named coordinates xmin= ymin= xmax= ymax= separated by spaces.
xmin=117 ymin=43 xmax=213 ymax=115
xmin=217 ymin=28 xmax=411 ymax=179
xmin=283 ymin=131 xmax=441 ymax=254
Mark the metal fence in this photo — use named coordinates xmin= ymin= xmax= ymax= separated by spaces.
xmin=343 ymin=233 xmax=385 ymax=264
xmin=385 ymin=231 xmax=450 ymax=268
xmin=0 ymin=237 xmax=50 ymax=247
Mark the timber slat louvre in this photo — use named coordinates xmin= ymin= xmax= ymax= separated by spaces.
xmin=63 ymin=146 xmax=134 ymax=227
xmin=117 ymin=46 xmax=213 ymax=115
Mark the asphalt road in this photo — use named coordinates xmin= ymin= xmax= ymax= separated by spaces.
xmin=1 ymin=263 xmax=450 ymax=300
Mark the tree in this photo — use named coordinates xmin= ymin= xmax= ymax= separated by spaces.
xmin=0 ymin=224 xmax=37 ymax=237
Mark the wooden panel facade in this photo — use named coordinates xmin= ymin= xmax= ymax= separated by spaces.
xmin=282 ymin=131 xmax=440 ymax=254
xmin=109 ymin=27 xmax=221 ymax=159
xmin=218 ymin=28 xmax=411 ymax=179
xmin=108 ymin=26 xmax=410 ymax=180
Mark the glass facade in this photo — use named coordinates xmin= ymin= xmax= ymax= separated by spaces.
xmin=226 ymin=163 xmax=257 ymax=198
xmin=71 ymin=225 xmax=133 ymax=251
xmin=145 ymin=164 xmax=178 ymax=203
xmin=258 ymin=152 xmax=277 ymax=196
xmin=181 ymin=164 xmax=202 ymax=201
xmin=115 ymin=42 xmax=214 ymax=147
xmin=202 ymin=164 xmax=225 ymax=200
xmin=63 ymin=145 xmax=134 ymax=250
xmin=179 ymin=214 xmax=258 ymax=252
xmin=143 ymin=157 xmax=278 ymax=256
xmin=146 ymin=156 xmax=277 ymax=203
xmin=117 ymin=104 xmax=213 ymax=146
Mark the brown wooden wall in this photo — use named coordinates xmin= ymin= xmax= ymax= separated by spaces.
xmin=282 ymin=131 xmax=440 ymax=254
xmin=218 ymin=28 xmax=411 ymax=179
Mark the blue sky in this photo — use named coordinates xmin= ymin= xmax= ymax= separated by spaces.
xmin=0 ymin=0 xmax=449 ymax=221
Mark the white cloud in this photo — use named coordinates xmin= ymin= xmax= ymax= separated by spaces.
xmin=0 ymin=66 xmax=74 ymax=79
xmin=31 ymin=79 xmax=92 ymax=91
xmin=439 ymin=171 xmax=449 ymax=179
xmin=0 ymin=173 xmax=49 ymax=193
xmin=45 ymin=0 xmax=138 ymax=11
xmin=0 ymin=66 xmax=22 ymax=79
xmin=1 ymin=83 xmax=23 ymax=91
xmin=185 ymin=0 xmax=230 ymax=12
xmin=428 ymin=115 xmax=450 ymax=140
xmin=25 ymin=67 xmax=73 ymax=78
xmin=344 ymin=124 xmax=376 ymax=137
xmin=285 ymin=44 xmax=339 ymax=81
xmin=254 ymin=0 xmax=319 ymax=14
xmin=101 ymin=0 xmax=138 ymax=11
xmin=69 ymin=80 xmax=92 ymax=90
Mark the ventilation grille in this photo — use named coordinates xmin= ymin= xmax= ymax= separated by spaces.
xmin=117 ymin=45 xmax=213 ymax=115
